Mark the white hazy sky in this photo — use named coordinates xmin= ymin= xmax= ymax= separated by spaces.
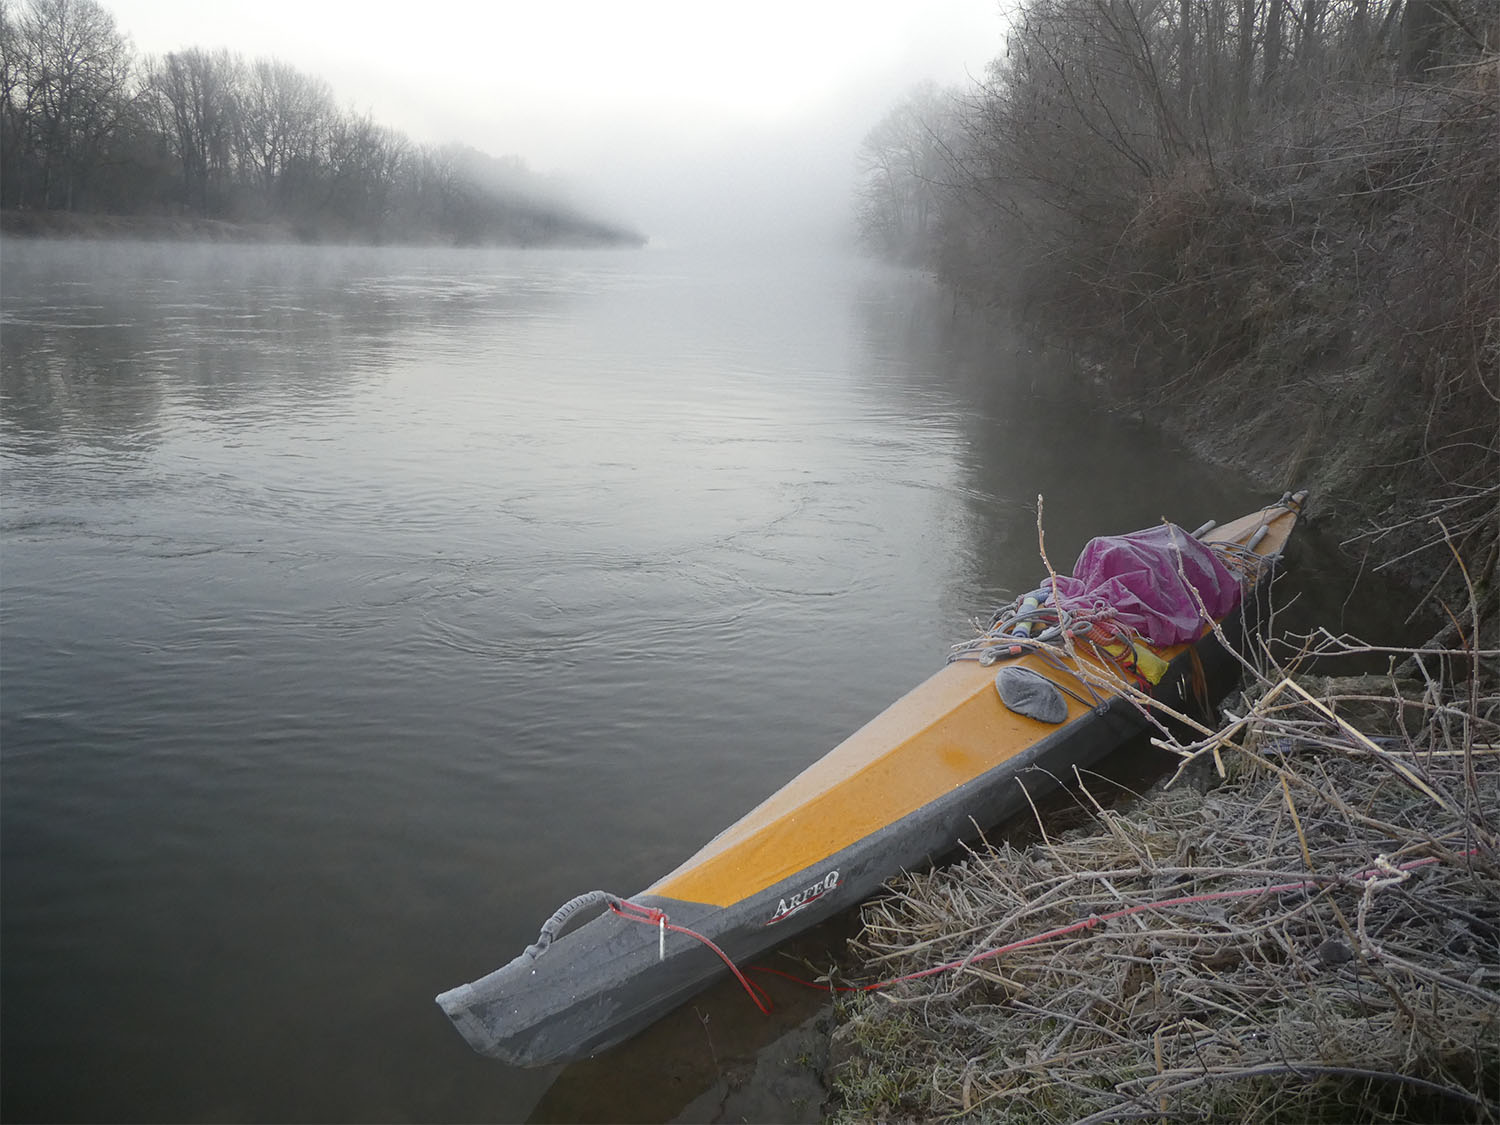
xmin=102 ymin=0 xmax=1005 ymax=246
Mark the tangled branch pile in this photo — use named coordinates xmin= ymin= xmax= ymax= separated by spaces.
xmin=831 ymin=634 xmax=1499 ymax=1122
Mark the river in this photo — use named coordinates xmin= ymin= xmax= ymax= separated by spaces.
xmin=0 ymin=239 xmax=1416 ymax=1122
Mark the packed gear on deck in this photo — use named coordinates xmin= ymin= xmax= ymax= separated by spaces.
xmin=953 ymin=494 xmax=1305 ymax=706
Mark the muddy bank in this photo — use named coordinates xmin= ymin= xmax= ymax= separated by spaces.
xmin=0 ymin=208 xmax=646 ymax=248
xmin=669 ymin=1012 xmax=833 ymax=1125
xmin=1 ymin=209 xmax=297 ymax=243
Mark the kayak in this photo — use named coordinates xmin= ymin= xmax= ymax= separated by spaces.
xmin=437 ymin=492 xmax=1307 ymax=1067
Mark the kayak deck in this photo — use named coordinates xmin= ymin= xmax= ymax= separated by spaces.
xmin=649 ymin=495 xmax=1304 ymax=910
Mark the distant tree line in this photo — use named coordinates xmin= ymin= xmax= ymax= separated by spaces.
xmin=0 ymin=0 xmax=643 ymax=246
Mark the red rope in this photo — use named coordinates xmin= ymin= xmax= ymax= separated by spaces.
xmin=758 ymin=852 xmax=1464 ymax=997
xmin=609 ymin=900 xmax=775 ymax=1013
xmin=610 ymin=851 xmax=1472 ymax=1013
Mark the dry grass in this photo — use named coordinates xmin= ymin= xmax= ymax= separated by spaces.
xmin=830 ymin=603 xmax=1499 ymax=1122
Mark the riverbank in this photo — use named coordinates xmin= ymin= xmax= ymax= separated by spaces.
xmin=826 ymin=618 xmax=1499 ymax=1121
xmin=2 ymin=209 xmax=300 ymax=244
xmin=0 ymin=208 xmax=647 ymax=248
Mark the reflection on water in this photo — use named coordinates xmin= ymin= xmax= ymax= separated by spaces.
xmin=0 ymin=239 xmax=1422 ymax=1123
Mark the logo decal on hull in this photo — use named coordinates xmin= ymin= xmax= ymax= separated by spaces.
xmin=765 ymin=869 xmax=840 ymax=925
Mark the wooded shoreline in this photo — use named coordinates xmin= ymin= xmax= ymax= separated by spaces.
xmin=1 ymin=1 xmax=646 ymax=250
xmin=854 ymin=4 xmax=1497 ymax=616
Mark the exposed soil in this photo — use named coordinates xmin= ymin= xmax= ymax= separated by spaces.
xmin=1 ymin=208 xmax=296 ymax=243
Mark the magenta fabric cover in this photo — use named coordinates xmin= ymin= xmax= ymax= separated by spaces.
xmin=1047 ymin=524 xmax=1241 ymax=645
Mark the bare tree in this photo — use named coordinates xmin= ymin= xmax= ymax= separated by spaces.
xmin=149 ymin=47 xmax=242 ymax=216
xmin=855 ymin=81 xmax=957 ymax=262
xmin=1398 ymin=0 xmax=1445 ymax=75
xmin=322 ymin=109 xmax=407 ymax=236
xmin=238 ymin=58 xmax=331 ymax=218
xmin=8 ymin=0 xmax=132 ymax=209
xmin=0 ymin=0 xmax=29 ymax=204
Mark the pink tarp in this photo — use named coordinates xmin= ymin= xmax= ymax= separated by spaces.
xmin=1048 ymin=524 xmax=1241 ymax=645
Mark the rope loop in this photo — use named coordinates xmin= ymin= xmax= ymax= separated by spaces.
xmin=519 ymin=890 xmax=624 ymax=962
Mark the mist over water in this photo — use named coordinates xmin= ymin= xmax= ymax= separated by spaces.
xmin=0 ymin=239 xmax=1416 ymax=1122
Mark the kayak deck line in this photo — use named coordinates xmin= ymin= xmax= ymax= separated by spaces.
xmin=436 ymin=492 xmax=1307 ymax=1067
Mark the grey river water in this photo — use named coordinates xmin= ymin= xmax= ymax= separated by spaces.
xmin=0 ymin=240 xmax=1418 ymax=1122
